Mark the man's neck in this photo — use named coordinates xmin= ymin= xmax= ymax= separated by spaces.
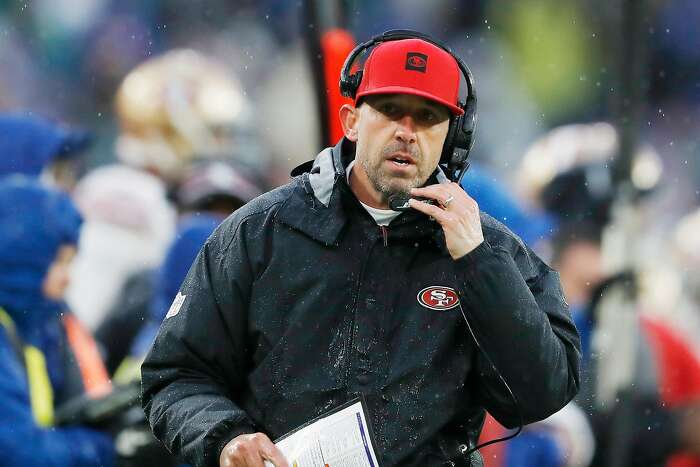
xmin=348 ymin=162 xmax=389 ymax=209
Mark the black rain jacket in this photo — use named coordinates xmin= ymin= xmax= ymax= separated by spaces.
xmin=141 ymin=139 xmax=581 ymax=467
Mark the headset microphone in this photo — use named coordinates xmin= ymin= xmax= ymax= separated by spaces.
xmin=388 ymin=194 xmax=439 ymax=212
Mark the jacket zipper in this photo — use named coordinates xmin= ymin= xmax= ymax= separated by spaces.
xmin=344 ymin=237 xmax=380 ymax=387
xmin=380 ymin=225 xmax=388 ymax=247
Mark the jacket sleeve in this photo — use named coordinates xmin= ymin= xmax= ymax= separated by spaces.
xmin=0 ymin=332 xmax=115 ymax=467
xmin=141 ymin=218 xmax=257 ymax=467
xmin=454 ymin=236 xmax=581 ymax=428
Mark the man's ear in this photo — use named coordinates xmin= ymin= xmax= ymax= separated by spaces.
xmin=339 ymin=104 xmax=359 ymax=142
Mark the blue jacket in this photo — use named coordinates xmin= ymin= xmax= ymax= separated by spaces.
xmin=0 ymin=113 xmax=90 ymax=177
xmin=0 ymin=176 xmax=114 ymax=466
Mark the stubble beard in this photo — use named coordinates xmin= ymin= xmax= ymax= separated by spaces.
xmin=360 ymin=145 xmax=431 ymax=204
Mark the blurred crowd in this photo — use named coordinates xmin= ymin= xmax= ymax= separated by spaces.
xmin=0 ymin=0 xmax=698 ymax=466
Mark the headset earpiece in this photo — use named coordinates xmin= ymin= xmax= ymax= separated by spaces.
xmin=340 ymin=70 xmax=362 ymax=99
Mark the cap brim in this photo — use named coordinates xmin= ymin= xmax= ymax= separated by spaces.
xmin=356 ymin=86 xmax=464 ymax=116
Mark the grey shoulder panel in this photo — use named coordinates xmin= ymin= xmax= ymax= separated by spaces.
xmin=308 ymin=148 xmax=336 ymax=206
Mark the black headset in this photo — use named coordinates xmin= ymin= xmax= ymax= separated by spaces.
xmin=339 ymin=29 xmax=478 ymax=183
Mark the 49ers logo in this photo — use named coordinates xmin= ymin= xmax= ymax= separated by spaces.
xmin=405 ymin=52 xmax=428 ymax=72
xmin=417 ymin=286 xmax=459 ymax=311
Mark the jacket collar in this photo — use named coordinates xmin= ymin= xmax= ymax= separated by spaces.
xmin=278 ymin=139 xmax=348 ymax=246
xmin=280 ymin=138 xmax=451 ymax=247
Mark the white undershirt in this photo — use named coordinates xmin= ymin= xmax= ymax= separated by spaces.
xmin=346 ymin=160 xmax=402 ymax=226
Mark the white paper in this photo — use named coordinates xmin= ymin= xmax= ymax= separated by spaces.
xmin=264 ymin=400 xmax=380 ymax=467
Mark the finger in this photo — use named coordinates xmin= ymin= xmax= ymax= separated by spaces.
xmin=261 ymin=449 xmax=289 ymax=467
xmin=410 ymin=185 xmax=454 ymax=205
xmin=257 ymin=435 xmax=290 ymax=467
xmin=413 ymin=184 xmax=473 ymax=210
xmin=440 ymin=183 xmax=480 ymax=214
xmin=246 ymin=451 xmax=266 ymax=467
xmin=444 ymin=182 xmax=478 ymax=206
xmin=221 ymin=442 xmax=260 ymax=467
xmin=408 ymin=198 xmax=453 ymax=223
xmin=243 ymin=444 xmax=267 ymax=467
xmin=232 ymin=434 xmax=267 ymax=467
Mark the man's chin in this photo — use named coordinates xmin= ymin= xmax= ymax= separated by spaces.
xmin=369 ymin=170 xmax=426 ymax=201
xmin=387 ymin=177 xmax=425 ymax=194
xmin=376 ymin=182 xmax=417 ymax=203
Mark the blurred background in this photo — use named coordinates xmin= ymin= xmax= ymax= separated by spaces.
xmin=1 ymin=0 xmax=697 ymax=187
xmin=1 ymin=1 xmax=699 ymax=466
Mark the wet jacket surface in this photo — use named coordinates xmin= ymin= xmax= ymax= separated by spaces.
xmin=141 ymin=139 xmax=581 ymax=467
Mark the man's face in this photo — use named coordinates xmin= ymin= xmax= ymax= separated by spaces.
xmin=555 ymin=239 xmax=605 ymax=305
xmin=42 ymin=244 xmax=77 ymax=301
xmin=352 ymin=94 xmax=451 ymax=200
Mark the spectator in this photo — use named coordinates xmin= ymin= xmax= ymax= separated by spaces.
xmin=0 ymin=175 xmax=114 ymax=467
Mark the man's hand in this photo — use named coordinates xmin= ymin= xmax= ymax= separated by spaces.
xmin=219 ymin=433 xmax=289 ymax=467
xmin=408 ymin=182 xmax=484 ymax=259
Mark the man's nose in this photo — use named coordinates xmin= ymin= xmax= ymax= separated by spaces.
xmin=394 ymin=115 xmax=417 ymax=143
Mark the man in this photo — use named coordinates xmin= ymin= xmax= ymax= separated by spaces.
xmin=142 ymin=34 xmax=581 ymax=467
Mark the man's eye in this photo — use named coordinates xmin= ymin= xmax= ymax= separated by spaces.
xmin=417 ymin=109 xmax=438 ymax=124
xmin=379 ymin=103 xmax=400 ymax=116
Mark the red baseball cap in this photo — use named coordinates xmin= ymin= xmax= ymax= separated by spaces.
xmin=355 ymin=38 xmax=464 ymax=115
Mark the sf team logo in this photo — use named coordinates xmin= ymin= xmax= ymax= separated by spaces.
xmin=405 ymin=52 xmax=428 ymax=72
xmin=417 ymin=286 xmax=460 ymax=311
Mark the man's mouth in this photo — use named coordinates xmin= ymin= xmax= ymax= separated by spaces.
xmin=387 ymin=153 xmax=415 ymax=166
